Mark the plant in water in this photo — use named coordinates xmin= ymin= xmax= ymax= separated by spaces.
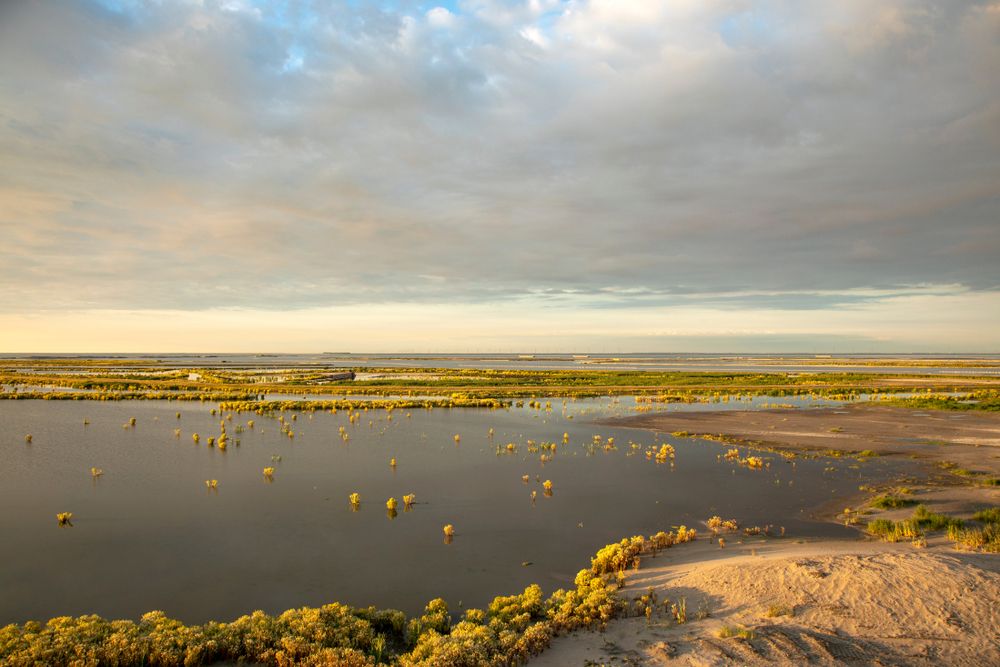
xmin=349 ymin=492 xmax=361 ymax=509
xmin=90 ymin=467 xmax=103 ymax=478
xmin=263 ymin=467 xmax=275 ymax=478
xmin=706 ymin=516 xmax=739 ymax=532
xmin=390 ymin=457 xmax=397 ymax=468
xmin=56 ymin=512 xmax=72 ymax=526
xmin=386 ymin=497 xmax=398 ymax=511
xmin=403 ymin=494 xmax=416 ymax=508
xmin=205 ymin=479 xmax=218 ymax=489
xmin=24 ymin=434 xmax=31 ymax=444
xmin=192 ymin=433 xmax=200 ymax=443
xmin=443 ymin=524 xmax=454 ymax=537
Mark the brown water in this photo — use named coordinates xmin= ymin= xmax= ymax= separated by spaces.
xmin=0 ymin=397 xmax=909 ymax=625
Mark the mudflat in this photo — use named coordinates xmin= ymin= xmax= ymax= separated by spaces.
xmin=603 ymin=404 xmax=1000 ymax=476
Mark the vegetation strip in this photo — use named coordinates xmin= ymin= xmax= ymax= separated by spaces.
xmin=0 ymin=529 xmax=699 ymax=666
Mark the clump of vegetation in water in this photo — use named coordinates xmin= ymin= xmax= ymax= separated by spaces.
xmin=706 ymin=516 xmax=739 ymax=532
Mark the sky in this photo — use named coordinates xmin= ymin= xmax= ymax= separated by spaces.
xmin=0 ymin=0 xmax=998 ymax=353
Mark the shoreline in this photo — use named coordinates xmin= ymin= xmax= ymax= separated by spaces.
xmin=531 ymin=404 xmax=1000 ymax=665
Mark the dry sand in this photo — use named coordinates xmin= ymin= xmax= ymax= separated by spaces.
xmin=531 ymin=539 xmax=999 ymax=666
xmin=529 ymin=406 xmax=1000 ymax=665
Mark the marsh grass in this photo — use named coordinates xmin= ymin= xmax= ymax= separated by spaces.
xmin=870 ymin=495 xmax=917 ymax=510
xmin=867 ymin=505 xmax=964 ymax=543
xmin=948 ymin=523 xmax=1000 ymax=552
xmin=972 ymin=507 xmax=1000 ymax=524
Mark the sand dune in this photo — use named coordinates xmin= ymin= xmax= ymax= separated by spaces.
xmin=531 ymin=539 xmax=999 ymax=666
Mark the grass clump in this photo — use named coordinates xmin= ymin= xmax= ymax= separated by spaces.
xmin=765 ymin=604 xmax=793 ymax=618
xmin=866 ymin=518 xmax=921 ymax=542
xmin=867 ymin=505 xmax=966 ymax=543
xmin=717 ymin=625 xmax=755 ymax=640
xmin=948 ymin=523 xmax=1000 ymax=552
xmin=972 ymin=507 xmax=1000 ymax=524
xmin=911 ymin=505 xmax=963 ymax=531
xmin=870 ymin=495 xmax=917 ymax=510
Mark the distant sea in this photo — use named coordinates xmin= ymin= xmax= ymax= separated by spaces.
xmin=1 ymin=352 xmax=997 ymax=375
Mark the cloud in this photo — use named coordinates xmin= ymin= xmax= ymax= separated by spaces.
xmin=0 ymin=1 xmax=997 ymax=349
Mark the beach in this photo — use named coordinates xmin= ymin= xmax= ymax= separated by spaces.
xmin=529 ymin=406 xmax=1000 ymax=665
xmin=531 ymin=538 xmax=1000 ymax=666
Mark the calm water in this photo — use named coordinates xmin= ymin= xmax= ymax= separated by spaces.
xmin=0 ymin=396 xmax=913 ymax=625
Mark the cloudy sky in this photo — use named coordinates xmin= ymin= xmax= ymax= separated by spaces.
xmin=1 ymin=0 xmax=998 ymax=352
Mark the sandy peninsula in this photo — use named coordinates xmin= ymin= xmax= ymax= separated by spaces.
xmin=529 ymin=405 xmax=1000 ymax=665
xmin=602 ymin=404 xmax=1000 ymax=472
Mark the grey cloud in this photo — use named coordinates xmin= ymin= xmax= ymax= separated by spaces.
xmin=0 ymin=0 xmax=997 ymax=313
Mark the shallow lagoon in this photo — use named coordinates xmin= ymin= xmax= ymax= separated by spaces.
xmin=0 ymin=396 xmax=913 ymax=625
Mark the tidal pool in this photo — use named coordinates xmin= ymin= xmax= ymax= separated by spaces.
xmin=0 ymin=397 xmax=912 ymax=625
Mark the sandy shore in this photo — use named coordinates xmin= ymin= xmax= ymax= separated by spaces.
xmin=529 ymin=405 xmax=1000 ymax=665
xmin=531 ymin=539 xmax=1000 ymax=666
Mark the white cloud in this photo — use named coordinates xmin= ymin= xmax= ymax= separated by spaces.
xmin=426 ymin=7 xmax=457 ymax=29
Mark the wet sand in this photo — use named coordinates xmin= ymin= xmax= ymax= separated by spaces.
xmin=602 ymin=404 xmax=1000 ymax=477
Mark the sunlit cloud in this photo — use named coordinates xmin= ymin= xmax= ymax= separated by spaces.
xmin=0 ymin=1 xmax=997 ymax=350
